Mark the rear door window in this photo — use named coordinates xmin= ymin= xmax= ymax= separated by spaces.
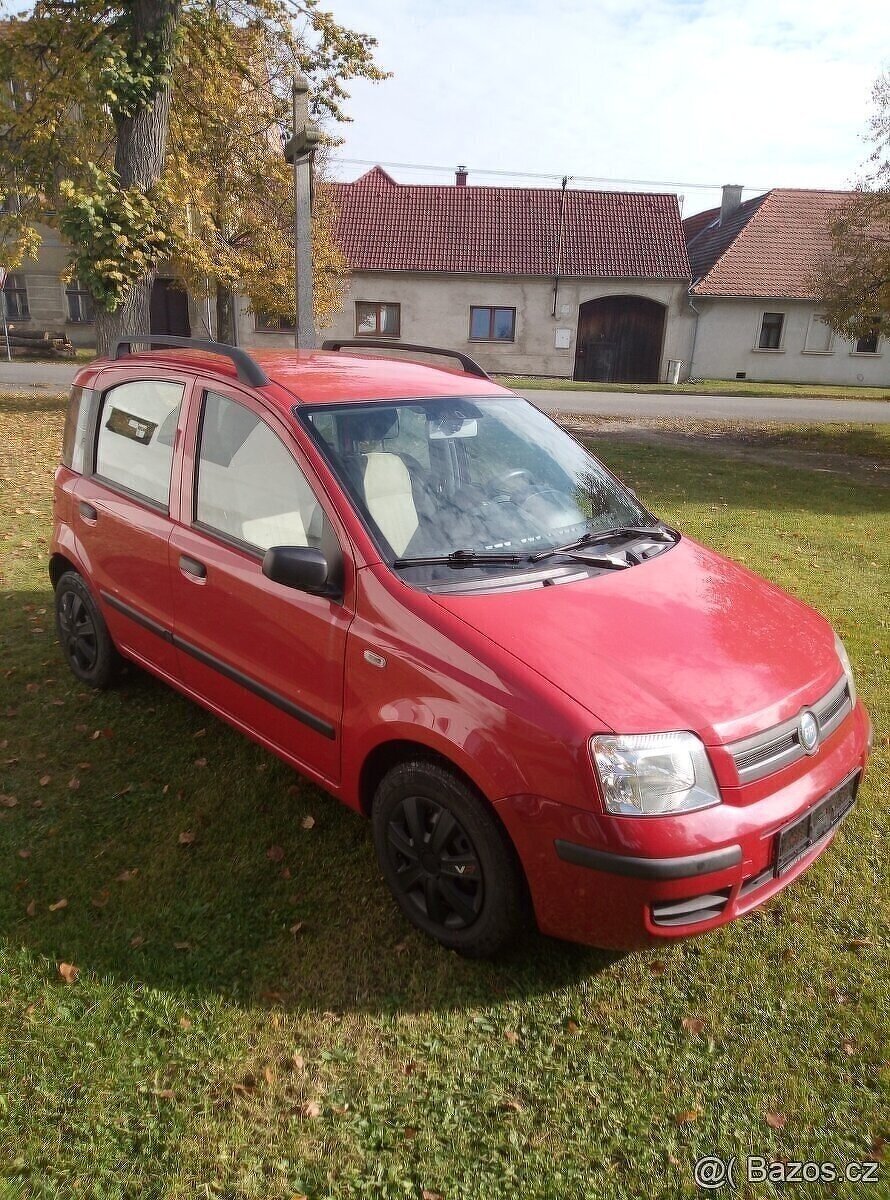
xmin=95 ymin=379 xmax=184 ymax=507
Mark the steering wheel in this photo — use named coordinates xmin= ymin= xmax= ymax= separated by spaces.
xmin=487 ymin=468 xmax=534 ymax=497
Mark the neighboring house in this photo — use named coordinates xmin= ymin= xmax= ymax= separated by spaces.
xmin=1 ymin=219 xmax=211 ymax=348
xmin=260 ymin=166 xmax=695 ymax=382
xmin=685 ymin=186 xmax=889 ymax=385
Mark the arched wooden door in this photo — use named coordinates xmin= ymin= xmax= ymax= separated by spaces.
xmin=574 ymin=296 xmax=665 ymax=383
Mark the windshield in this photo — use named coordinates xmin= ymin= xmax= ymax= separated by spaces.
xmin=303 ymin=396 xmax=657 ymax=579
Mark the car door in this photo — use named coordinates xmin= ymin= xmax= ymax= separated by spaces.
xmin=73 ymin=368 xmax=192 ymax=679
xmin=169 ymin=382 xmax=354 ymax=789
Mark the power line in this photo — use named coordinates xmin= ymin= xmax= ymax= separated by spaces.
xmin=333 ymin=157 xmax=771 ymax=193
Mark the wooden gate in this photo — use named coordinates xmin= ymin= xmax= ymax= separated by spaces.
xmin=574 ymin=296 xmax=665 ymax=384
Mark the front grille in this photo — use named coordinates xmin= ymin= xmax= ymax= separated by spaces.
xmin=651 ymin=889 xmax=731 ymax=927
xmin=728 ymin=676 xmax=852 ymax=785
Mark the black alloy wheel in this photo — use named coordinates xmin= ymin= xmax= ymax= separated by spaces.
xmin=57 ymin=587 xmax=98 ymax=675
xmin=371 ymin=760 xmax=525 ymax=957
xmin=386 ymin=794 xmax=484 ymax=930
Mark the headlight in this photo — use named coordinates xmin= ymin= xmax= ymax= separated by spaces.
xmin=590 ymin=732 xmax=721 ymax=816
xmin=834 ymin=634 xmax=857 ymax=707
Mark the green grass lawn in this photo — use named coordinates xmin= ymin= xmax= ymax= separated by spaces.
xmin=498 ymin=375 xmax=890 ymax=401
xmin=1 ymin=394 xmax=887 ymax=1199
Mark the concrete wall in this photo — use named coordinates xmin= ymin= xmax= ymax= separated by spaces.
xmin=690 ymin=298 xmax=890 ymax=386
xmin=239 ymin=271 xmax=697 ymax=382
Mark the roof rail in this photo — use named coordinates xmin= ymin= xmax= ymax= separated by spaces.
xmin=321 ymin=339 xmax=490 ymax=380
xmin=112 ymin=334 xmax=269 ymax=387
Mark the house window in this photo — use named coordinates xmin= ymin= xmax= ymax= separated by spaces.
xmin=757 ymin=312 xmax=784 ymax=350
xmin=355 ymin=301 xmax=400 ymax=337
xmin=469 ymin=306 xmax=515 ymax=341
xmin=803 ymin=314 xmax=833 ymax=353
xmin=65 ymin=277 xmax=94 ymax=324
xmin=255 ymin=312 xmax=297 ymax=333
xmin=2 ymin=272 xmax=29 ymax=320
xmin=853 ymin=327 xmax=880 ymax=354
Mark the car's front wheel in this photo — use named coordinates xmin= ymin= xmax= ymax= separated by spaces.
xmin=371 ymin=759 xmax=525 ymax=957
xmin=54 ymin=571 xmax=120 ymax=689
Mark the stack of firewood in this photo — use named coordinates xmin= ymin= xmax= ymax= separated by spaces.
xmin=3 ymin=325 xmax=76 ymax=358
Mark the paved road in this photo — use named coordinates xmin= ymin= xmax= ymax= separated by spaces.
xmin=2 ymin=360 xmax=888 ymax=424
xmin=524 ymin=387 xmax=890 ymax=425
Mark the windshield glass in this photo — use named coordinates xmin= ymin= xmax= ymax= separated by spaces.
xmin=303 ymin=396 xmax=656 ymax=577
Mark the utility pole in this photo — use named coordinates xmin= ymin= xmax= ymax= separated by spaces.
xmin=285 ymin=74 xmax=322 ymax=350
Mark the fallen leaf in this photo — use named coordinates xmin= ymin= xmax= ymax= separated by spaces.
xmin=300 ymin=815 xmax=315 ymax=830
xmin=31 ymin=799 xmax=43 ymax=809
xmin=116 ymin=869 xmax=138 ymax=882
xmin=422 ymin=1190 xmax=444 ymax=1200
xmin=193 ymin=757 xmax=207 ymax=768
xmin=765 ymin=1112 xmax=787 ymax=1130
xmin=130 ymin=934 xmax=144 ymax=948
xmin=48 ymin=898 xmax=68 ymax=912
xmin=289 ymin=921 xmax=304 ymax=936
xmin=39 ymin=775 xmax=51 ymax=786
xmin=849 ymin=938 xmax=873 ymax=950
xmin=649 ymin=960 xmax=667 ymax=975
xmin=193 ymin=728 xmax=206 ymax=738
xmin=501 ymin=1097 xmax=524 ymax=1112
xmin=504 ymin=1029 xmax=520 ymax=1044
xmin=173 ymin=941 xmax=192 ymax=951
xmin=266 ymin=845 xmax=285 ymax=862
xmin=403 ymin=1061 xmax=419 ymax=1076
xmin=676 ymin=1110 xmax=699 ymax=1124
xmin=300 ymin=1100 xmax=322 ymax=1118
xmin=25 ymin=900 xmax=36 ymax=917
xmin=68 ymin=777 xmax=80 ymax=790
xmin=404 ymin=1126 xmax=418 ymax=1140
xmin=178 ymin=831 xmax=196 ymax=845
xmin=17 ymin=848 xmax=31 ymax=859
xmin=92 ymin=889 xmax=110 ymax=908
xmin=842 ymin=1040 xmax=856 ymax=1056
xmin=0 ymin=794 xmax=17 ymax=807
xmin=565 ymin=1019 xmax=580 ymax=1035
xmin=280 ymin=866 xmax=292 ymax=880
xmin=179 ymin=1016 xmax=192 ymax=1031
xmin=681 ymin=1017 xmax=706 ymax=1036
xmin=153 ymin=1089 xmax=174 ymax=1100
xmin=292 ymin=1053 xmax=305 ymax=1071
xmin=264 ymin=1065 xmax=275 ymax=1085
xmin=58 ymin=962 xmax=79 ymax=984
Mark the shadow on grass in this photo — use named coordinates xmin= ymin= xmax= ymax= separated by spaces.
xmin=0 ymin=589 xmax=620 ymax=1017
xmin=0 ymin=393 xmax=68 ymax=415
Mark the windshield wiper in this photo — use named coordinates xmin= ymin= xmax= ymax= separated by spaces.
xmin=528 ymin=525 xmax=674 ymax=562
xmin=393 ymin=548 xmax=528 ymax=569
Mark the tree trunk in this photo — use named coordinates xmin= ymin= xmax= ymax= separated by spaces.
xmin=95 ymin=277 xmax=154 ymax=357
xmin=94 ymin=0 xmax=182 ymax=354
xmin=215 ymin=283 xmax=237 ymax=345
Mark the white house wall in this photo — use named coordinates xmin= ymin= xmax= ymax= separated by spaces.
xmin=690 ymin=298 xmax=889 ymax=385
xmin=240 ymin=272 xmax=697 ymax=382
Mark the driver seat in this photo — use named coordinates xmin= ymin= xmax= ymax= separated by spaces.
xmin=362 ymin=451 xmax=419 ymax=555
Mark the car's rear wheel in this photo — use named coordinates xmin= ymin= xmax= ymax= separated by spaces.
xmin=371 ymin=759 xmax=525 ymax=957
xmin=54 ymin=571 xmax=120 ymax=689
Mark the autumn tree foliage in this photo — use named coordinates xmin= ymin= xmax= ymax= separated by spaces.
xmin=817 ymin=73 xmax=890 ymax=339
xmin=0 ymin=0 xmax=385 ymax=351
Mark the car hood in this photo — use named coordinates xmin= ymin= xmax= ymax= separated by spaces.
xmin=429 ymin=537 xmax=842 ymax=744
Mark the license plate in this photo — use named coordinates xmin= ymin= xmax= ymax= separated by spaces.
xmin=775 ymin=772 xmax=859 ymax=876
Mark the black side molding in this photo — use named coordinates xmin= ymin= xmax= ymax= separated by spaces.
xmin=99 ymin=591 xmax=335 ymax=740
xmin=554 ymin=840 xmax=743 ymax=881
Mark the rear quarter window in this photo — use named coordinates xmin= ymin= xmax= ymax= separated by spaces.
xmin=60 ymin=385 xmax=95 ymax=474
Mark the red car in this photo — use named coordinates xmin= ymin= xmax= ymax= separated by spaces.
xmin=51 ymin=336 xmax=872 ymax=956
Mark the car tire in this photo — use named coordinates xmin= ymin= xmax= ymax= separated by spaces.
xmin=54 ymin=571 xmax=121 ymax=689
xmin=371 ymin=759 xmax=525 ymax=958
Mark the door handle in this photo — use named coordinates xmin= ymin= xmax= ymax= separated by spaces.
xmin=78 ymin=501 xmax=98 ymax=522
xmin=179 ymin=554 xmax=207 ymax=581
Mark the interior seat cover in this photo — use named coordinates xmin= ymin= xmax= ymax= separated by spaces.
xmin=363 ymin=451 xmax=419 ymax=555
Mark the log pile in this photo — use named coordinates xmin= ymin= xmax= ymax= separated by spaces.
xmin=3 ymin=325 xmax=76 ymax=358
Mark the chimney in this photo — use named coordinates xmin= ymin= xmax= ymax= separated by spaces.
xmin=720 ymin=184 xmax=743 ymax=224
xmin=455 ymin=164 xmax=468 ymax=188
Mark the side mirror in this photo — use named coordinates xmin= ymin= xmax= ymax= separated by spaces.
xmin=262 ymin=545 xmax=336 ymax=597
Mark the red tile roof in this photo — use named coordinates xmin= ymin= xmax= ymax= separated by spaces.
xmin=330 ymin=167 xmax=690 ymax=280
xmin=685 ymin=188 xmax=855 ymax=299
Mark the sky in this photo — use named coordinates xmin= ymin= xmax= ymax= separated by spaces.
xmin=321 ymin=0 xmax=888 ymax=215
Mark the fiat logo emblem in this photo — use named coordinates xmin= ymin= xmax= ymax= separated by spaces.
xmin=799 ymin=710 xmax=820 ymax=755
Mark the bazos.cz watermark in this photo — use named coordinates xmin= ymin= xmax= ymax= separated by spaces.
xmin=693 ymin=1154 xmax=881 ymax=1190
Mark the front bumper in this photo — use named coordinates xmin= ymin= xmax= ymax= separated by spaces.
xmin=494 ymin=701 xmax=873 ymax=950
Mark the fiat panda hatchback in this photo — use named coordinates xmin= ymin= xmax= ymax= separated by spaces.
xmin=51 ymin=336 xmax=872 ymax=956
